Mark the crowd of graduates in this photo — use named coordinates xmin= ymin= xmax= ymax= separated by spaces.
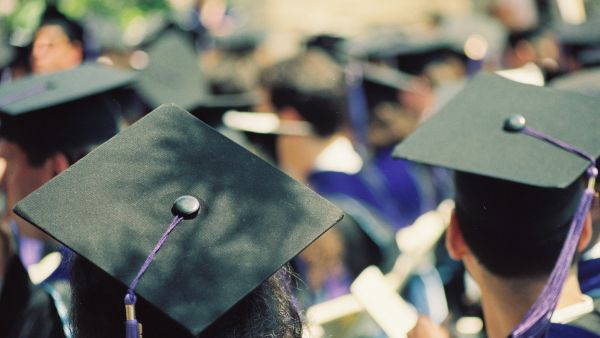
xmin=1 ymin=0 xmax=600 ymax=337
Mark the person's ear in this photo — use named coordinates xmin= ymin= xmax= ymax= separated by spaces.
xmin=48 ymin=152 xmax=70 ymax=176
xmin=577 ymin=212 xmax=593 ymax=253
xmin=446 ymin=211 xmax=470 ymax=260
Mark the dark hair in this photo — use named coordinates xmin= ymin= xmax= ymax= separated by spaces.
xmin=454 ymin=171 xmax=586 ymax=278
xmin=70 ymin=255 xmax=303 ymax=338
xmin=39 ymin=6 xmax=84 ymax=45
xmin=260 ymin=50 xmax=348 ymax=137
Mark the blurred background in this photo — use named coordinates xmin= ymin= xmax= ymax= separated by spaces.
xmin=2 ymin=1 xmax=600 ymax=337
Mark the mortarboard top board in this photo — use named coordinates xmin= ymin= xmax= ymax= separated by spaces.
xmin=359 ymin=62 xmax=417 ymax=110
xmin=13 ymin=104 xmax=343 ymax=336
xmin=552 ymin=20 xmax=600 ymax=67
xmin=304 ymin=33 xmax=347 ymax=64
xmin=0 ymin=25 xmax=15 ymax=69
xmin=347 ymin=33 xmax=467 ymax=76
xmin=549 ymin=66 xmax=600 ymax=97
xmin=212 ymin=29 xmax=264 ymax=55
xmin=392 ymin=73 xmax=600 ymax=189
xmin=0 ymin=63 xmax=135 ymax=152
xmin=134 ymin=29 xmax=257 ymax=125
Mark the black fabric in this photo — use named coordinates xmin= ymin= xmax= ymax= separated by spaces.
xmin=0 ymin=63 xmax=134 ymax=156
xmin=135 ymin=29 xmax=256 ymax=114
xmin=0 ymin=94 xmax=117 ymax=156
xmin=0 ymin=254 xmax=65 ymax=338
xmin=393 ymin=73 xmax=600 ymax=188
xmin=14 ymin=104 xmax=343 ymax=336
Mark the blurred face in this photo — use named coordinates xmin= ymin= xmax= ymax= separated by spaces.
xmin=31 ymin=25 xmax=82 ymax=74
xmin=0 ymin=140 xmax=54 ymax=237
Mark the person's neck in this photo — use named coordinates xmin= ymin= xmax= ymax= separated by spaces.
xmin=479 ymin=269 xmax=584 ymax=338
xmin=278 ymin=134 xmax=340 ymax=183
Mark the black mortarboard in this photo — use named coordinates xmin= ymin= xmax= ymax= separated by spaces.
xmin=134 ymin=29 xmax=257 ymax=125
xmin=213 ymin=29 xmax=264 ymax=55
xmin=0 ymin=63 xmax=135 ymax=155
xmin=305 ymin=34 xmax=347 ymax=63
xmin=360 ymin=63 xmax=415 ymax=111
xmin=553 ymin=20 xmax=600 ymax=68
xmin=393 ymin=73 xmax=600 ymax=337
xmin=14 ymin=104 xmax=343 ymax=336
xmin=393 ymin=73 xmax=600 ymax=188
xmin=347 ymin=34 xmax=467 ymax=76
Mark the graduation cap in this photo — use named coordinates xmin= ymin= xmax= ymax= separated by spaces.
xmin=393 ymin=73 xmax=600 ymax=337
xmin=0 ymin=63 xmax=135 ymax=156
xmin=134 ymin=29 xmax=257 ymax=126
xmin=360 ymin=62 xmax=416 ymax=111
xmin=348 ymin=35 xmax=468 ymax=76
xmin=13 ymin=104 xmax=343 ymax=337
xmin=553 ymin=20 xmax=600 ymax=68
xmin=212 ymin=29 xmax=264 ymax=55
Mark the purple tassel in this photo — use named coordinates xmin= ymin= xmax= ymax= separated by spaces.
xmin=508 ymin=123 xmax=599 ymax=338
xmin=125 ymin=320 xmax=140 ymax=338
xmin=124 ymin=293 xmax=140 ymax=338
xmin=511 ymin=186 xmax=595 ymax=337
xmin=123 ymin=215 xmax=184 ymax=338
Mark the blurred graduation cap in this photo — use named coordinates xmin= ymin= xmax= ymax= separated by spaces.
xmin=393 ymin=73 xmax=600 ymax=336
xmin=212 ymin=29 xmax=264 ymax=55
xmin=0 ymin=63 xmax=135 ymax=154
xmin=360 ymin=62 xmax=416 ymax=111
xmin=553 ymin=20 xmax=600 ymax=68
xmin=133 ymin=29 xmax=257 ymax=126
xmin=14 ymin=104 xmax=343 ymax=337
xmin=0 ymin=25 xmax=15 ymax=70
xmin=346 ymin=34 xmax=468 ymax=76
xmin=304 ymin=33 xmax=347 ymax=64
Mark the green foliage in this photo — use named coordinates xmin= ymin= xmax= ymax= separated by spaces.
xmin=3 ymin=0 xmax=171 ymax=34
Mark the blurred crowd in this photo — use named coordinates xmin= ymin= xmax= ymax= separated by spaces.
xmin=1 ymin=0 xmax=600 ymax=337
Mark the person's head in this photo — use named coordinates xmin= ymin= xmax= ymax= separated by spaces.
xmin=0 ymin=64 xmax=133 ymax=237
xmin=392 ymin=73 xmax=600 ymax=334
xmin=260 ymin=49 xmax=348 ymax=138
xmin=446 ymin=171 xmax=592 ymax=281
xmin=70 ymin=255 xmax=302 ymax=338
xmin=31 ymin=7 xmax=84 ymax=74
xmin=0 ymin=139 xmax=92 ymax=238
xmin=259 ymin=50 xmax=348 ymax=176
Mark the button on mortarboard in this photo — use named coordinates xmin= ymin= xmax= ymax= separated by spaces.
xmin=503 ymin=114 xmax=526 ymax=132
xmin=172 ymin=195 xmax=202 ymax=219
xmin=13 ymin=104 xmax=343 ymax=336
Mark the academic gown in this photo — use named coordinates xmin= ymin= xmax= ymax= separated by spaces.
xmin=373 ymin=145 xmax=454 ymax=228
xmin=548 ymin=304 xmax=600 ymax=338
xmin=0 ymin=254 xmax=65 ymax=338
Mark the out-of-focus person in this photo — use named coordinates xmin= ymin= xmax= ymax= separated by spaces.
xmin=258 ymin=49 xmax=399 ymax=305
xmin=30 ymin=6 xmax=84 ymax=75
xmin=0 ymin=64 xmax=134 ymax=337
